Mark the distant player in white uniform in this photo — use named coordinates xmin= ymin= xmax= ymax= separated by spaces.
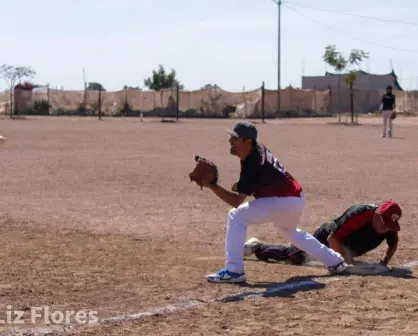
xmin=204 ymin=121 xmax=348 ymax=283
xmin=379 ymin=85 xmax=396 ymax=138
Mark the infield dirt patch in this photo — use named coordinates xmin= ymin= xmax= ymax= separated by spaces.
xmin=0 ymin=116 xmax=417 ymax=335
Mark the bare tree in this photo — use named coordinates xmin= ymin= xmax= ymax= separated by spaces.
xmin=0 ymin=64 xmax=36 ymax=118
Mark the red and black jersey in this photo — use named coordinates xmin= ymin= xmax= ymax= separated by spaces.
xmin=313 ymin=204 xmax=398 ymax=257
xmin=236 ymin=143 xmax=302 ymax=198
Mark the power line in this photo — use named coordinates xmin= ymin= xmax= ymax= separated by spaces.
xmin=283 ymin=2 xmax=418 ymax=27
xmin=398 ymin=75 xmax=418 ymax=81
xmin=283 ymin=4 xmax=418 ymax=54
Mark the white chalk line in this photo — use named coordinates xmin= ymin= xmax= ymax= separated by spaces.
xmin=4 ymin=260 xmax=417 ymax=336
xmin=403 ymin=260 xmax=418 ymax=268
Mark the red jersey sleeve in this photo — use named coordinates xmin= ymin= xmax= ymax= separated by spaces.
xmin=331 ymin=208 xmax=375 ymax=242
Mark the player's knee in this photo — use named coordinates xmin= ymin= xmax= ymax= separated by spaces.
xmin=254 ymin=249 xmax=269 ymax=262
xmin=228 ymin=207 xmax=239 ymax=220
xmin=228 ymin=207 xmax=246 ymax=224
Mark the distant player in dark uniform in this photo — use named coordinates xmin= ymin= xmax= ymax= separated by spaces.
xmin=244 ymin=200 xmax=402 ymax=267
xmin=379 ymin=85 xmax=396 ymax=138
xmin=204 ymin=121 xmax=348 ymax=284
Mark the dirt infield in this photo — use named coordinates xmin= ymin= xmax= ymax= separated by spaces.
xmin=0 ymin=116 xmax=417 ymax=335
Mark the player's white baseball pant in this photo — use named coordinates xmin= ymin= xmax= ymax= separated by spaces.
xmin=224 ymin=193 xmax=345 ymax=273
xmin=382 ymin=110 xmax=393 ymax=136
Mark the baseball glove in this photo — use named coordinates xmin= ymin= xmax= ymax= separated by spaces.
xmin=189 ymin=155 xmax=218 ymax=190
xmin=390 ymin=111 xmax=397 ymax=120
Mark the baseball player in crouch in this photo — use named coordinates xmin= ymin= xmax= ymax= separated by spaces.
xmin=244 ymin=200 xmax=402 ymax=268
xmin=205 ymin=121 xmax=348 ymax=283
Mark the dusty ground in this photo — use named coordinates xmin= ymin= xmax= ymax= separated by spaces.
xmin=0 ymin=116 xmax=417 ymax=335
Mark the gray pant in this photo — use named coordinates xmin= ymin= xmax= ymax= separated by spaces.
xmin=382 ymin=110 xmax=393 ymax=137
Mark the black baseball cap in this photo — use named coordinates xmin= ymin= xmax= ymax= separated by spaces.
xmin=225 ymin=121 xmax=258 ymax=140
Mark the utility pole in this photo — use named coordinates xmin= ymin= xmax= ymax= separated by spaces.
xmin=272 ymin=0 xmax=282 ymax=116
xmin=82 ymin=67 xmax=87 ymax=110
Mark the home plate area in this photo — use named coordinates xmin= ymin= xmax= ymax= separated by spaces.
xmin=221 ymin=262 xmax=415 ymax=303
xmin=304 ymin=260 xmax=414 ymax=276
xmin=345 ymin=262 xmax=402 ymax=275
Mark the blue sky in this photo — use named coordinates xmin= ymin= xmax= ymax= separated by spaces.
xmin=1 ymin=0 xmax=418 ymax=92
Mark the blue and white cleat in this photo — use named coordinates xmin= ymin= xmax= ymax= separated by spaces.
xmin=206 ymin=268 xmax=247 ymax=283
xmin=327 ymin=261 xmax=349 ymax=275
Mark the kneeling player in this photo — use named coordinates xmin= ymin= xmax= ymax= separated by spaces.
xmin=244 ymin=200 xmax=401 ymax=267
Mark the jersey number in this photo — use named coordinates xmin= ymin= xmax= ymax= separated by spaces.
xmin=273 ymin=158 xmax=285 ymax=173
xmin=266 ymin=151 xmax=285 ymax=173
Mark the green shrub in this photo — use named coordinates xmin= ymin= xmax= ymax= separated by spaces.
xmin=32 ymin=100 xmax=50 ymax=115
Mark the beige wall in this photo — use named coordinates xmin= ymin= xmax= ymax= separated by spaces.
xmin=2 ymin=85 xmax=417 ymax=117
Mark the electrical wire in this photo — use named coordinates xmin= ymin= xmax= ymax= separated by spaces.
xmin=282 ymin=1 xmax=418 ymax=27
xmin=398 ymin=75 xmax=418 ymax=81
xmin=283 ymin=4 xmax=418 ymax=53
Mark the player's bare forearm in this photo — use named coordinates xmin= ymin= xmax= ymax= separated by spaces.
xmin=380 ymin=244 xmax=397 ymax=266
xmin=327 ymin=235 xmax=354 ymax=264
xmin=208 ymin=184 xmax=246 ymax=208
